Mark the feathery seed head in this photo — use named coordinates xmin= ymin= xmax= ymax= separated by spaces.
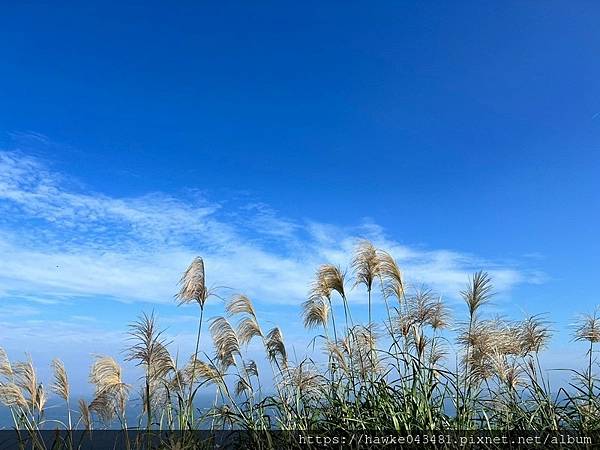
xmin=519 ymin=315 xmax=552 ymax=354
xmin=226 ymin=294 xmax=257 ymax=318
xmin=461 ymin=271 xmax=494 ymax=318
xmin=301 ymin=295 xmax=330 ymax=330
xmin=0 ymin=347 xmax=13 ymax=378
xmin=126 ymin=312 xmax=174 ymax=382
xmin=235 ymin=377 xmax=252 ymax=397
xmin=573 ymin=308 xmax=600 ymax=343
xmin=245 ymin=360 xmax=259 ymax=378
xmin=237 ymin=316 xmax=263 ymax=346
xmin=89 ymin=356 xmax=130 ymax=420
xmin=79 ymin=398 xmax=92 ymax=430
xmin=377 ymin=250 xmax=404 ymax=300
xmin=51 ymin=358 xmax=70 ymax=401
xmin=314 ymin=264 xmax=346 ymax=299
xmin=184 ymin=356 xmax=221 ymax=384
xmin=14 ymin=359 xmax=38 ymax=410
xmin=352 ymin=240 xmax=380 ymax=292
xmin=265 ymin=327 xmax=287 ymax=369
xmin=209 ymin=317 xmax=240 ymax=370
xmin=429 ymin=298 xmax=451 ymax=330
xmin=177 ymin=257 xmax=208 ymax=307
xmin=0 ymin=383 xmax=28 ymax=410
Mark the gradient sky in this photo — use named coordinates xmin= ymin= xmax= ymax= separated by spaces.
xmin=1 ymin=2 xmax=599 ymax=395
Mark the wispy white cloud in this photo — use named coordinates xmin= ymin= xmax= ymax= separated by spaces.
xmin=0 ymin=150 xmax=534 ymax=308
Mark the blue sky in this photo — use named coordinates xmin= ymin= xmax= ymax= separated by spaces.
xmin=0 ymin=2 xmax=599 ymax=395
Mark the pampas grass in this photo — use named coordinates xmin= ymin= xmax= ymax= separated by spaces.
xmin=2 ymin=243 xmax=600 ymax=447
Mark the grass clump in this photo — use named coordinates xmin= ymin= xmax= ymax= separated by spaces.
xmin=0 ymin=241 xmax=599 ymax=448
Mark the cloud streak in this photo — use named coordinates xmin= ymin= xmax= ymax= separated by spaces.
xmin=0 ymin=150 xmax=534 ymax=309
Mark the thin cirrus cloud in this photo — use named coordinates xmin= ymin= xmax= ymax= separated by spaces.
xmin=0 ymin=149 xmax=534 ymax=310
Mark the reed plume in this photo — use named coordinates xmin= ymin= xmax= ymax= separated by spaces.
xmin=89 ymin=356 xmax=129 ymax=425
xmin=283 ymin=362 xmax=323 ymax=397
xmin=210 ymin=317 xmax=241 ymax=370
xmin=352 ymin=241 xmax=380 ymax=351
xmin=0 ymin=383 xmax=28 ymax=410
xmin=428 ymin=297 xmax=450 ymax=331
xmin=89 ymin=392 xmax=116 ymax=424
xmin=176 ymin=256 xmax=214 ymax=427
xmin=519 ymin=315 xmax=552 ymax=354
xmin=319 ymin=264 xmax=354 ymax=335
xmin=14 ymin=359 xmax=44 ymax=414
xmin=245 ymin=360 xmax=259 ymax=379
xmin=265 ymin=327 xmax=287 ymax=370
xmin=126 ymin=311 xmax=172 ymax=429
xmin=351 ymin=325 xmax=380 ymax=379
xmin=237 ymin=316 xmax=263 ymax=346
xmin=308 ymin=265 xmax=343 ymax=343
xmin=314 ymin=264 xmax=346 ymax=299
xmin=429 ymin=339 xmax=448 ymax=368
xmin=227 ymin=294 xmax=257 ymax=318
xmin=51 ymin=358 xmax=72 ymax=429
xmin=301 ymin=295 xmax=329 ymax=330
xmin=226 ymin=294 xmax=264 ymax=348
xmin=408 ymin=288 xmax=438 ymax=325
xmin=352 ymin=241 xmax=380 ymax=317
xmin=394 ymin=313 xmax=415 ymax=339
xmin=573 ymin=308 xmax=600 ymax=343
xmin=78 ymin=398 xmax=92 ymax=431
xmin=378 ymin=250 xmax=404 ymax=301
xmin=352 ymin=240 xmax=380 ymax=293
xmin=183 ymin=356 xmax=221 ymax=384
xmin=176 ymin=257 xmax=208 ymax=307
xmin=491 ymin=351 xmax=524 ymax=390
xmin=0 ymin=347 xmax=13 ymax=378
xmin=51 ymin=358 xmax=69 ymax=401
xmin=326 ymin=341 xmax=349 ymax=373
xmin=572 ymin=307 xmax=600 ymax=410
xmin=235 ymin=378 xmax=252 ymax=397
xmin=461 ymin=271 xmax=494 ymax=319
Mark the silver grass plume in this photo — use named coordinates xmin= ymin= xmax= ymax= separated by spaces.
xmin=301 ymin=295 xmax=329 ymax=330
xmin=126 ymin=312 xmax=174 ymax=381
xmin=519 ymin=315 xmax=552 ymax=354
xmin=226 ymin=294 xmax=257 ymax=319
xmin=89 ymin=356 xmax=129 ymax=423
xmin=325 ymin=341 xmax=349 ymax=373
xmin=209 ymin=317 xmax=241 ymax=370
xmin=183 ymin=356 xmax=221 ymax=384
xmin=176 ymin=257 xmax=209 ymax=307
xmin=377 ymin=250 xmax=404 ymax=301
xmin=237 ymin=316 xmax=263 ymax=346
xmin=314 ymin=264 xmax=346 ymax=299
xmin=51 ymin=358 xmax=70 ymax=401
xmin=226 ymin=295 xmax=263 ymax=346
xmin=245 ymin=360 xmax=259 ymax=378
xmin=265 ymin=327 xmax=287 ymax=369
xmin=14 ymin=359 xmax=44 ymax=412
xmin=0 ymin=383 xmax=28 ymax=410
xmin=351 ymin=240 xmax=380 ymax=292
xmin=429 ymin=297 xmax=451 ymax=330
xmin=0 ymin=347 xmax=13 ymax=378
xmin=235 ymin=377 xmax=252 ymax=397
xmin=573 ymin=308 xmax=600 ymax=343
xmin=282 ymin=362 xmax=323 ymax=397
xmin=461 ymin=271 xmax=494 ymax=319
xmin=78 ymin=398 xmax=92 ymax=431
